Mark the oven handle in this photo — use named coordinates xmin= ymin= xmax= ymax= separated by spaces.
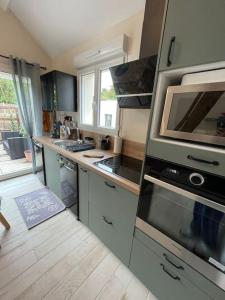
xmin=144 ymin=175 xmax=225 ymax=214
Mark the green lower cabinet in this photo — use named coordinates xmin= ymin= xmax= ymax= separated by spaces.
xmin=130 ymin=237 xmax=210 ymax=300
xmin=88 ymin=172 xmax=138 ymax=266
xmin=78 ymin=165 xmax=89 ymax=226
xmin=44 ymin=146 xmax=60 ymax=198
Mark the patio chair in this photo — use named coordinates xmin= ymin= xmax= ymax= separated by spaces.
xmin=6 ymin=137 xmax=30 ymax=160
xmin=1 ymin=131 xmax=20 ymax=150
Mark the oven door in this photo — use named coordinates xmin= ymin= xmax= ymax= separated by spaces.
xmin=137 ymin=175 xmax=225 ymax=289
xmin=160 ymin=81 xmax=225 ymax=146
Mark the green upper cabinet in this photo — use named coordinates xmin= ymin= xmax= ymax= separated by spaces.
xmin=159 ymin=0 xmax=225 ymax=71
xmin=41 ymin=70 xmax=77 ymax=112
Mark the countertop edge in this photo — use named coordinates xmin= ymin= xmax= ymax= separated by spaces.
xmin=34 ymin=136 xmax=140 ymax=196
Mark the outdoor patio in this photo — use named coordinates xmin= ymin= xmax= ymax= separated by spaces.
xmin=0 ymin=142 xmax=42 ymax=180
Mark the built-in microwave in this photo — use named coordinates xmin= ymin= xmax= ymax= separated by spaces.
xmin=160 ymin=81 xmax=225 ymax=147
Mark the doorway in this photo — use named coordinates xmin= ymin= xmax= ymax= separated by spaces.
xmin=0 ymin=71 xmax=40 ymax=180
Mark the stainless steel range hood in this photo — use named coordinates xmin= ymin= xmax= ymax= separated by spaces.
xmin=109 ymin=55 xmax=157 ymax=109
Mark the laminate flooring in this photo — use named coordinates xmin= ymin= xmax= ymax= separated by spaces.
xmin=0 ymin=174 xmax=157 ymax=300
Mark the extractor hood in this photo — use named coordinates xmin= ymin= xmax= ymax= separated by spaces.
xmin=109 ymin=55 xmax=157 ymax=109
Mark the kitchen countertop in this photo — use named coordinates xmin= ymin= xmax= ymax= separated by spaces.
xmin=34 ymin=136 xmax=140 ymax=196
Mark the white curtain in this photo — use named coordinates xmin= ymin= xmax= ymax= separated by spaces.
xmin=9 ymin=56 xmax=42 ymax=173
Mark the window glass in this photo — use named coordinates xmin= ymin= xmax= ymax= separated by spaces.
xmin=99 ymin=69 xmax=117 ymax=129
xmin=81 ymin=72 xmax=95 ymax=125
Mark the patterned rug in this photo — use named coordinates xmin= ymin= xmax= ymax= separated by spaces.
xmin=15 ymin=187 xmax=66 ymax=229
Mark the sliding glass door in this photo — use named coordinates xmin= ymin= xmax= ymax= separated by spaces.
xmin=0 ymin=71 xmax=38 ymax=180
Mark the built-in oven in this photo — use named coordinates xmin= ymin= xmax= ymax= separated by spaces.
xmin=137 ymin=156 xmax=225 ymax=291
xmin=160 ymin=81 xmax=225 ymax=146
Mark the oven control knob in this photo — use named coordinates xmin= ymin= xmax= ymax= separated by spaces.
xmin=189 ymin=173 xmax=205 ymax=186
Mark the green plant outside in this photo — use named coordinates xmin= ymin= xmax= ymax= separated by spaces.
xmin=0 ymin=78 xmax=17 ymax=104
xmin=101 ymin=86 xmax=116 ymax=100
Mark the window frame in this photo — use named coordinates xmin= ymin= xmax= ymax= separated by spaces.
xmin=78 ymin=57 xmax=123 ymax=134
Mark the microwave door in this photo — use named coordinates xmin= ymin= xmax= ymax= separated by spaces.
xmin=160 ymin=81 xmax=225 ymax=146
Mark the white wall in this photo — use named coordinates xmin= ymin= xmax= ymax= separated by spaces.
xmin=0 ymin=7 xmax=150 ymax=144
xmin=52 ymin=10 xmax=150 ymax=143
xmin=0 ymin=7 xmax=52 ymax=72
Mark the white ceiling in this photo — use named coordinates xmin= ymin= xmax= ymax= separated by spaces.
xmin=8 ymin=0 xmax=145 ymax=58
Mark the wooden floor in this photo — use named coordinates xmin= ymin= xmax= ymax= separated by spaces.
xmin=0 ymin=174 xmax=156 ymax=300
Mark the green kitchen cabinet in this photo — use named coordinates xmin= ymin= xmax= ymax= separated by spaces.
xmin=159 ymin=0 xmax=225 ymax=71
xmin=44 ymin=146 xmax=60 ymax=198
xmin=78 ymin=165 xmax=89 ymax=226
xmin=147 ymin=138 xmax=225 ymax=178
xmin=130 ymin=229 xmax=225 ymax=300
xmin=88 ymin=172 xmax=138 ymax=266
xmin=130 ymin=236 xmax=210 ymax=300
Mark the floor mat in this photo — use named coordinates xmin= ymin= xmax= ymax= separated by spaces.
xmin=15 ymin=187 xmax=66 ymax=229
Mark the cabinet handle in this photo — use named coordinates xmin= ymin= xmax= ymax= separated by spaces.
xmin=104 ymin=181 xmax=115 ymax=189
xmin=102 ymin=216 xmax=113 ymax=225
xmin=63 ymin=164 xmax=74 ymax=172
xmin=80 ymin=167 xmax=87 ymax=173
xmin=163 ymin=254 xmax=184 ymax=270
xmin=167 ymin=36 xmax=175 ymax=67
xmin=187 ymin=155 xmax=219 ymax=166
xmin=160 ymin=263 xmax=180 ymax=281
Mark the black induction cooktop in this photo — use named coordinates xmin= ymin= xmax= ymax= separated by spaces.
xmin=94 ymin=155 xmax=143 ymax=184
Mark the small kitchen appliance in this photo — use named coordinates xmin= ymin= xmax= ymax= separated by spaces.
xmin=160 ymin=81 xmax=225 ymax=146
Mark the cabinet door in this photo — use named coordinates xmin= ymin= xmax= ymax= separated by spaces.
xmin=55 ymin=71 xmax=77 ymax=112
xmin=159 ymin=0 xmax=225 ymax=70
xmin=130 ymin=237 xmax=210 ymax=300
xmin=78 ymin=165 xmax=89 ymax=226
xmin=41 ymin=73 xmax=54 ymax=111
xmin=89 ymin=172 xmax=138 ymax=265
xmin=134 ymin=229 xmax=225 ymax=300
xmin=44 ymin=146 xmax=60 ymax=198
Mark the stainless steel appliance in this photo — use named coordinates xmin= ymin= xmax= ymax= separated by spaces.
xmin=160 ymin=81 xmax=225 ymax=146
xmin=110 ymin=56 xmax=157 ymax=108
xmin=137 ymin=156 xmax=225 ymax=290
xmin=57 ymin=155 xmax=79 ymax=217
xmin=33 ymin=139 xmax=46 ymax=186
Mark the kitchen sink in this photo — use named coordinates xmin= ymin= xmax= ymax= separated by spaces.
xmin=53 ymin=139 xmax=95 ymax=152
xmin=53 ymin=140 xmax=81 ymax=147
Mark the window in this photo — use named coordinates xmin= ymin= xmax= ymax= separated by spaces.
xmin=98 ymin=68 xmax=117 ymax=129
xmin=79 ymin=58 xmax=122 ymax=133
xmin=80 ymin=72 xmax=95 ymax=126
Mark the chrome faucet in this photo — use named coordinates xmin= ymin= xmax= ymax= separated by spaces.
xmin=75 ymin=122 xmax=82 ymax=143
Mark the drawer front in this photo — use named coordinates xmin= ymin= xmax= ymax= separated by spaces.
xmin=89 ymin=172 xmax=138 ymax=265
xmin=89 ymin=172 xmax=138 ymax=236
xmin=89 ymin=172 xmax=138 ymax=211
xmin=89 ymin=203 xmax=133 ymax=265
xmin=130 ymin=237 xmax=210 ymax=300
xmin=78 ymin=166 xmax=89 ymax=226
xmin=135 ymin=228 xmax=225 ymax=300
xmin=147 ymin=139 xmax=225 ymax=177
